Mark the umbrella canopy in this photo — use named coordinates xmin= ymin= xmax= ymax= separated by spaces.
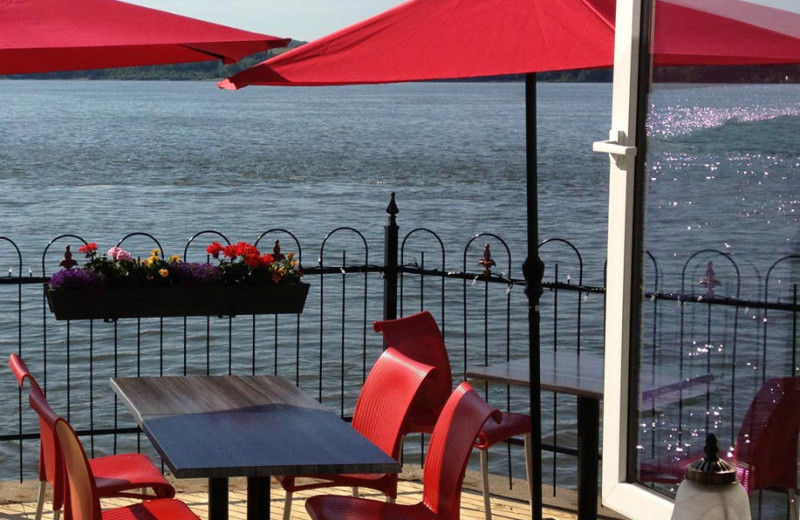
xmin=219 ymin=0 xmax=800 ymax=88
xmin=1 ymin=0 xmax=290 ymax=75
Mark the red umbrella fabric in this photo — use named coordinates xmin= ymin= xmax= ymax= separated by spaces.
xmin=219 ymin=0 xmax=800 ymax=89
xmin=1 ymin=0 xmax=290 ymax=75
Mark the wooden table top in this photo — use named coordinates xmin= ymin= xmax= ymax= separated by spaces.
xmin=111 ymin=375 xmax=400 ymax=479
xmin=466 ymin=351 xmax=714 ymax=405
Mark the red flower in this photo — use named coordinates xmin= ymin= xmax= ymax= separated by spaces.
xmin=234 ymin=242 xmax=259 ymax=258
xmin=260 ymin=254 xmax=274 ymax=267
xmin=244 ymin=254 xmax=261 ymax=268
xmin=79 ymin=243 xmax=98 ymax=254
xmin=207 ymin=242 xmax=224 ymax=258
xmin=222 ymin=244 xmax=238 ymax=259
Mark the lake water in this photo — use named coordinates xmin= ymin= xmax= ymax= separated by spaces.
xmin=0 ymin=80 xmax=798 ymax=491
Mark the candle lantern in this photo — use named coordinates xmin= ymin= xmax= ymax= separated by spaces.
xmin=670 ymin=434 xmax=751 ymax=520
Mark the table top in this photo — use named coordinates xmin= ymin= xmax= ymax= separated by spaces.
xmin=466 ymin=350 xmax=604 ymax=399
xmin=466 ymin=351 xmax=714 ymax=405
xmin=111 ymin=375 xmax=400 ymax=479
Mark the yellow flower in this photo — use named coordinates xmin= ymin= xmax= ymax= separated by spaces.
xmin=169 ymin=254 xmax=181 ymax=263
xmin=151 ymin=248 xmax=160 ymax=257
xmin=159 ymin=268 xmax=169 ymax=278
xmin=287 ymin=252 xmax=295 ymax=260
xmin=146 ymin=256 xmax=158 ymax=266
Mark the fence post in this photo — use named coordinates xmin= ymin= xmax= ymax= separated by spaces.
xmin=383 ymin=192 xmax=399 ymax=321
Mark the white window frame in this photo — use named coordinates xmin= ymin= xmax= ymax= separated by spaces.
xmin=596 ymin=0 xmax=675 ymax=517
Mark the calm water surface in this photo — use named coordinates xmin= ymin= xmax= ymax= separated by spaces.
xmin=0 ymin=80 xmax=798 ymax=483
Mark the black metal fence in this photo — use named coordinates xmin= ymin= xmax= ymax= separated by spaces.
xmin=0 ymin=196 xmax=797 ymax=518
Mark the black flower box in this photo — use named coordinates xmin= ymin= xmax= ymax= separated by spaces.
xmin=44 ymin=282 xmax=310 ymax=321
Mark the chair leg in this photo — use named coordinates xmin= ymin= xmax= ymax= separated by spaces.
xmin=53 ymin=509 xmax=61 ymax=520
xmin=480 ymin=448 xmax=492 ymax=520
xmin=34 ymin=480 xmax=46 ymax=520
xmin=352 ymin=486 xmax=359 ymax=498
xmin=282 ymin=491 xmax=293 ymax=520
xmin=789 ymin=488 xmax=798 ymax=520
xmin=524 ymin=433 xmax=534 ymax=512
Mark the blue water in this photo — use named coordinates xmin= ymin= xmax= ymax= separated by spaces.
xmin=0 ymin=80 xmax=798 ymax=497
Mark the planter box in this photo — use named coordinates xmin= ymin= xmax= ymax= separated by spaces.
xmin=44 ymin=282 xmax=310 ymax=321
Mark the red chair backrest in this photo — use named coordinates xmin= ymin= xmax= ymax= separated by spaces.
xmin=54 ymin=418 xmax=102 ymax=520
xmin=373 ymin=311 xmax=453 ymax=433
xmin=421 ymin=382 xmax=500 ymax=520
xmin=28 ymin=388 xmax=67 ymax=512
xmin=9 ymin=353 xmax=43 ymax=393
xmin=14 ymin=355 xmax=56 ymax=488
xmin=352 ymin=348 xmax=436 ymax=458
xmin=734 ymin=376 xmax=800 ymax=493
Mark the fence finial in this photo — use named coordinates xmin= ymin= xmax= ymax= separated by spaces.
xmin=386 ymin=192 xmax=399 ymax=225
xmin=60 ymin=245 xmax=77 ymax=270
xmin=272 ymin=240 xmax=286 ymax=262
xmin=479 ymin=244 xmax=496 ymax=276
xmin=698 ymin=261 xmax=721 ymax=298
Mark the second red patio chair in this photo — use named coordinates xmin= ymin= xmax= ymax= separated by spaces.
xmin=9 ymin=353 xmax=174 ymax=520
xmin=373 ymin=311 xmax=533 ymax=520
xmin=50 ymin=402 xmax=200 ymax=520
xmin=640 ymin=375 xmax=800 ymax=518
xmin=278 ymin=347 xmax=437 ymax=520
xmin=306 ymin=381 xmax=501 ymax=520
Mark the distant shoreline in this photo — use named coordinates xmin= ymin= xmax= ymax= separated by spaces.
xmin=3 ymin=63 xmax=799 ymax=83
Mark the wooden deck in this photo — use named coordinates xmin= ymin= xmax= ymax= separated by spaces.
xmin=0 ymin=472 xmax=633 ymax=520
xmin=0 ymin=477 xmax=576 ymax=520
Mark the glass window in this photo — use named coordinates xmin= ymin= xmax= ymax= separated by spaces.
xmin=633 ymin=2 xmax=800 ymax=519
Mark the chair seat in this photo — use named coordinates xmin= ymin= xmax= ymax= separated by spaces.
xmin=90 ymin=453 xmax=175 ymax=498
xmin=306 ymin=495 xmax=437 ymax=520
xmin=475 ymin=411 xmax=530 ymax=449
xmin=102 ymin=498 xmax=199 ymax=520
xmin=278 ymin=472 xmax=396 ymax=496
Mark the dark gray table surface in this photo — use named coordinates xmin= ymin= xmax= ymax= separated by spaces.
xmin=111 ymin=375 xmax=399 ymax=520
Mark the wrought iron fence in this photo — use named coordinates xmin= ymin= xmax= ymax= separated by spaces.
xmin=0 ymin=195 xmax=797 ymax=519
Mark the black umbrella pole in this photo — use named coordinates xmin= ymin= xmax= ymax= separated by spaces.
xmin=525 ymin=72 xmax=544 ymax=520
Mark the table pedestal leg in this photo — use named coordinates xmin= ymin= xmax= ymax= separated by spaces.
xmin=577 ymin=397 xmax=600 ymax=520
xmin=209 ymin=477 xmax=229 ymax=520
xmin=247 ymin=476 xmax=271 ymax=520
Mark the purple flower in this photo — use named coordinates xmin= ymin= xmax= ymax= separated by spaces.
xmin=171 ymin=262 xmax=221 ymax=287
xmin=49 ymin=268 xmax=105 ymax=290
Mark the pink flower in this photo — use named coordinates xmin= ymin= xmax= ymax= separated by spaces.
xmin=107 ymin=246 xmax=133 ymax=261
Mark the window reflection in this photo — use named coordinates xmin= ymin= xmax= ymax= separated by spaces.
xmin=635 ymin=5 xmax=800 ymax=517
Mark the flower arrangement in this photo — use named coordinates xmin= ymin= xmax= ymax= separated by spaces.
xmin=48 ymin=240 xmax=302 ymax=291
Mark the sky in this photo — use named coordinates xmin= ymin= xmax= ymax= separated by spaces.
xmin=122 ymin=0 xmax=404 ymax=42
xmin=122 ymin=0 xmax=800 ymax=43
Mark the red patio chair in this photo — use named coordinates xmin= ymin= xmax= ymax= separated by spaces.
xmin=9 ymin=354 xmax=174 ymax=520
xmin=50 ymin=402 xmax=200 ymax=520
xmin=278 ymin=347 xmax=437 ymax=520
xmin=305 ymin=382 xmax=501 ymax=520
xmin=639 ymin=376 xmax=800 ymax=517
xmin=373 ymin=311 xmax=533 ymax=520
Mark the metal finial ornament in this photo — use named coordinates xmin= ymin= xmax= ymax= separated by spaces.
xmin=386 ymin=192 xmax=399 ymax=223
xmin=684 ymin=434 xmax=738 ymax=485
xmin=272 ymin=240 xmax=286 ymax=262
xmin=698 ymin=261 xmax=721 ymax=298
xmin=478 ymin=244 xmax=496 ymax=276
xmin=60 ymin=245 xmax=78 ymax=270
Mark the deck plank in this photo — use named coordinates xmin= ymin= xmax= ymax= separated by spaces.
xmin=0 ymin=478 xmax=581 ymax=520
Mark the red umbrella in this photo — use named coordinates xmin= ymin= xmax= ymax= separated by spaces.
xmin=219 ymin=0 xmax=800 ymax=88
xmin=1 ymin=0 xmax=290 ymax=75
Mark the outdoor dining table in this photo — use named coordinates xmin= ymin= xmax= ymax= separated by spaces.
xmin=110 ymin=374 xmax=400 ymax=520
xmin=466 ymin=351 xmax=714 ymax=520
